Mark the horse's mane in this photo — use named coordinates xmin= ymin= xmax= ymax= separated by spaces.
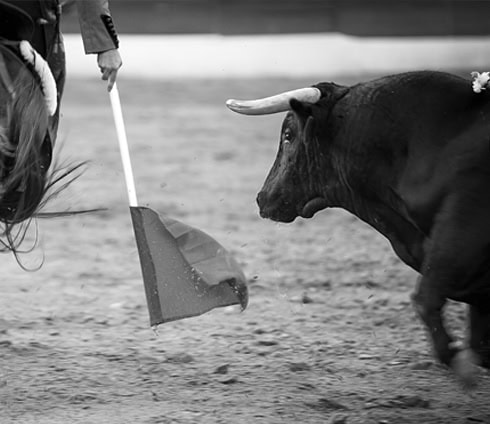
xmin=0 ymin=56 xmax=85 ymax=267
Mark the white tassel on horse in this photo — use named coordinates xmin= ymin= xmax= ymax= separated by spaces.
xmin=18 ymin=40 xmax=57 ymax=116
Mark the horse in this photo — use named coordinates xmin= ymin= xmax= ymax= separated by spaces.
xmin=0 ymin=1 xmax=83 ymax=262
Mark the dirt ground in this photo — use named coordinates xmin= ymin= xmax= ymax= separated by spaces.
xmin=1 ymin=73 xmax=490 ymax=424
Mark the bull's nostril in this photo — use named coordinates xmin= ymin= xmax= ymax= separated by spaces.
xmin=256 ymin=191 xmax=270 ymax=218
xmin=256 ymin=191 xmax=265 ymax=208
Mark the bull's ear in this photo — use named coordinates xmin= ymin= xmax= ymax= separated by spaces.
xmin=289 ymin=98 xmax=313 ymax=120
xmin=289 ymin=99 xmax=315 ymax=144
xmin=303 ymin=116 xmax=315 ymax=145
xmin=290 ymin=99 xmax=315 ymax=145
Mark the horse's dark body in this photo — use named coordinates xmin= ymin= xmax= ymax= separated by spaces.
xmin=0 ymin=1 xmax=79 ymax=254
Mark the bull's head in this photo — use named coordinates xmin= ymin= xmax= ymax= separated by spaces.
xmin=227 ymin=87 xmax=333 ymax=223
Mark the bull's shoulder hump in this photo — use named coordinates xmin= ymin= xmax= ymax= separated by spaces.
xmin=344 ymin=71 xmax=488 ymax=110
xmin=313 ymin=71 xmax=469 ymax=100
xmin=368 ymin=71 xmax=472 ymax=94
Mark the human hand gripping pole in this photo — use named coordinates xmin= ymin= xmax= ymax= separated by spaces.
xmin=108 ymin=83 xmax=248 ymax=326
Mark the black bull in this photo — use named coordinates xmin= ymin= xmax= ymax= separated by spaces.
xmin=227 ymin=70 xmax=490 ymax=385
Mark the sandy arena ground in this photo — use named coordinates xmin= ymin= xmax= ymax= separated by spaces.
xmin=1 ymin=74 xmax=490 ymax=424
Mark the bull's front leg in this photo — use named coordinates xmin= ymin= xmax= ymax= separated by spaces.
xmin=412 ymin=275 xmax=479 ymax=387
xmin=411 ymin=188 xmax=490 ymax=386
xmin=411 ymin=276 xmax=456 ymax=365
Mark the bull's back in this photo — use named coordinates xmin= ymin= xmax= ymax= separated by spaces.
xmin=380 ymin=72 xmax=490 ymax=234
xmin=359 ymin=71 xmax=490 ymax=130
xmin=336 ymin=71 xmax=490 ymax=188
xmin=336 ymin=71 xmax=490 ymax=242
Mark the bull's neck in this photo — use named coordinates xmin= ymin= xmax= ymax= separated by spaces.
xmin=318 ymin=149 xmax=382 ymax=225
xmin=323 ymin=184 xmax=373 ymax=219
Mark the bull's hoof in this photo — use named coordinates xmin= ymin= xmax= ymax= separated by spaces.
xmin=450 ymin=348 xmax=480 ymax=389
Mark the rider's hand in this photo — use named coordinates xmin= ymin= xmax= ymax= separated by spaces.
xmin=97 ymin=49 xmax=122 ymax=92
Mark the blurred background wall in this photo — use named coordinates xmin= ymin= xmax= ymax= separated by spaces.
xmin=61 ymin=0 xmax=490 ymax=36
xmin=60 ymin=0 xmax=490 ymax=78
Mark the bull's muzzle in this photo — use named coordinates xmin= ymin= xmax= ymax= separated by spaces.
xmin=256 ymin=190 xmax=297 ymax=223
xmin=256 ymin=191 xmax=269 ymax=218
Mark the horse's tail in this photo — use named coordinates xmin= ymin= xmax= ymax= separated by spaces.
xmin=0 ymin=70 xmax=84 ymax=257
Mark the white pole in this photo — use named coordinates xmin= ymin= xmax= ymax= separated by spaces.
xmin=109 ymin=83 xmax=138 ymax=207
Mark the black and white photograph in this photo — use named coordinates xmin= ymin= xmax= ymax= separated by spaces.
xmin=1 ymin=1 xmax=490 ymax=423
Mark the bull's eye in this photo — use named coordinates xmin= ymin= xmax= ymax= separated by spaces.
xmin=283 ymin=129 xmax=292 ymax=144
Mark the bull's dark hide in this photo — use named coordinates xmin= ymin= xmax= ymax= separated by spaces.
xmin=230 ymin=70 xmax=490 ymax=386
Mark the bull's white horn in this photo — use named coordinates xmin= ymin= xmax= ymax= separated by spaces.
xmin=226 ymin=87 xmax=321 ymax=115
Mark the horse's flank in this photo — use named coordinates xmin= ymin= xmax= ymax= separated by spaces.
xmin=0 ymin=42 xmax=84 ymax=262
